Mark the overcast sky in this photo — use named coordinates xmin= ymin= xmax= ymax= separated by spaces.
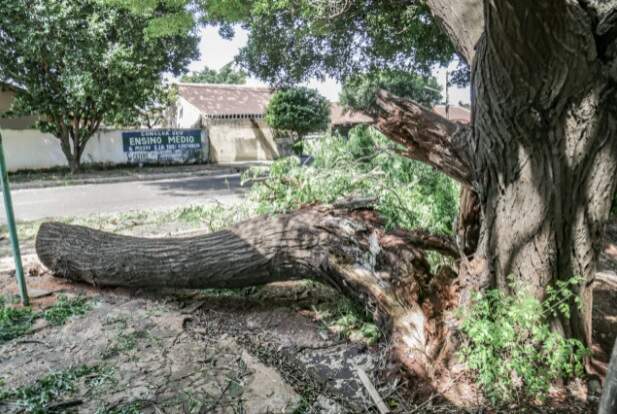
xmin=183 ymin=26 xmax=471 ymax=105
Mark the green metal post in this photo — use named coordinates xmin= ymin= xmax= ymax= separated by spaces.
xmin=0 ymin=131 xmax=29 ymax=305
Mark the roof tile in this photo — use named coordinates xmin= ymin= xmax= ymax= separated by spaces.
xmin=177 ymin=83 xmax=273 ymax=116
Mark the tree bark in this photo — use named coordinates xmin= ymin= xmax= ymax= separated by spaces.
xmin=599 ymin=338 xmax=617 ymax=414
xmin=425 ymin=0 xmax=483 ymax=64
xmin=57 ymin=123 xmax=97 ymax=174
xmin=470 ymin=0 xmax=617 ymax=346
xmin=374 ymin=90 xmax=474 ymax=187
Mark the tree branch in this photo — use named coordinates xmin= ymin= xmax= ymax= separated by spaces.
xmin=374 ymin=89 xmax=474 ymax=187
xmin=394 ymin=229 xmax=458 ymax=258
xmin=425 ymin=0 xmax=484 ymax=64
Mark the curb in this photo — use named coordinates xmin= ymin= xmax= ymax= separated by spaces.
xmin=10 ymin=165 xmax=258 ymax=190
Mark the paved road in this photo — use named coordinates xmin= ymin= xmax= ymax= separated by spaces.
xmin=0 ymin=173 xmax=246 ymax=223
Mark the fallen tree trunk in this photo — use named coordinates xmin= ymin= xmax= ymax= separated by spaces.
xmin=36 ymin=204 xmax=468 ymax=401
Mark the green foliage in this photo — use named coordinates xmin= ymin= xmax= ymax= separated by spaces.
xmin=98 ymin=0 xmax=195 ymax=39
xmin=0 ymin=295 xmax=91 ymax=342
xmin=43 ymin=295 xmax=91 ymax=326
xmin=265 ymin=87 xmax=331 ymax=142
xmin=181 ymin=62 xmax=247 ymax=84
xmin=0 ymin=0 xmax=198 ymax=171
xmin=106 ymin=83 xmax=179 ymax=129
xmin=243 ymin=126 xmax=459 ymax=235
xmin=0 ymin=296 xmax=35 ymax=342
xmin=340 ymin=70 xmax=442 ymax=114
xmin=459 ymin=276 xmax=589 ymax=404
xmin=199 ymin=0 xmax=457 ymax=85
xmin=0 ymin=364 xmax=103 ymax=413
xmin=97 ymin=401 xmax=145 ymax=414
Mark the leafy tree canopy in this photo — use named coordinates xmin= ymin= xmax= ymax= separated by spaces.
xmin=340 ymin=70 xmax=442 ymax=114
xmin=199 ymin=0 xmax=461 ymax=85
xmin=106 ymin=84 xmax=179 ymax=129
xmin=0 ymin=0 xmax=198 ymax=171
xmin=104 ymin=0 xmax=464 ymax=86
xmin=265 ymin=87 xmax=331 ymax=139
xmin=181 ymin=62 xmax=247 ymax=84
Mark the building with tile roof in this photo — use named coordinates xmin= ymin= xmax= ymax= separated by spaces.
xmin=173 ymin=83 xmax=280 ymax=162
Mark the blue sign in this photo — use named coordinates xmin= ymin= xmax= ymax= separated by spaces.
xmin=122 ymin=129 xmax=205 ymax=163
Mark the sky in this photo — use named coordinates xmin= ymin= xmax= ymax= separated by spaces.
xmin=183 ymin=26 xmax=471 ymax=106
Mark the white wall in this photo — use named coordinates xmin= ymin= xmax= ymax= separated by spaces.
xmin=2 ymin=129 xmax=68 ymax=171
xmin=175 ymin=97 xmax=203 ymax=129
xmin=206 ymin=118 xmax=279 ymax=163
xmin=0 ymin=128 xmax=209 ymax=172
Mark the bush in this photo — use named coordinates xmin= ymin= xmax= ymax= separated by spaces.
xmin=243 ymin=125 xmax=459 ymax=235
xmin=459 ymin=276 xmax=589 ymax=404
xmin=265 ymin=87 xmax=331 ymax=143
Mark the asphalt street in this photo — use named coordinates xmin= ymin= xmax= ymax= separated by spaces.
xmin=0 ymin=173 xmax=246 ymax=223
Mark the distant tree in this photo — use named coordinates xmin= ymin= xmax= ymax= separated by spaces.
xmin=265 ymin=87 xmax=330 ymax=155
xmin=181 ymin=62 xmax=247 ymax=84
xmin=0 ymin=0 xmax=198 ymax=173
xmin=106 ymin=84 xmax=179 ymax=130
xmin=340 ymin=71 xmax=442 ymax=114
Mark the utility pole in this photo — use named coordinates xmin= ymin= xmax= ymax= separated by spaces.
xmin=0 ymin=130 xmax=29 ymax=305
xmin=445 ymin=70 xmax=450 ymax=120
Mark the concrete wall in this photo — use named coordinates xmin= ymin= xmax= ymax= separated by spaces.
xmin=206 ymin=118 xmax=279 ymax=163
xmin=0 ymin=128 xmax=209 ymax=172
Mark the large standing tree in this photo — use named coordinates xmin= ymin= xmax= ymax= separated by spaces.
xmin=36 ymin=0 xmax=617 ymax=405
xmin=0 ymin=0 xmax=198 ymax=173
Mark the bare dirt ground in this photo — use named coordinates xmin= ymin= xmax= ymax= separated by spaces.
xmin=0 ymin=271 xmax=431 ymax=413
xmin=0 ymin=222 xmax=616 ymax=413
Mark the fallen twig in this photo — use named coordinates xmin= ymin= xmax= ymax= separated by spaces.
xmin=355 ymin=366 xmax=390 ymax=414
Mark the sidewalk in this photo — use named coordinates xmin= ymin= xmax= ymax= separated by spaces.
xmin=8 ymin=161 xmax=272 ymax=190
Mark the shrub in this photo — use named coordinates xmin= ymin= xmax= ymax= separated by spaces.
xmin=243 ymin=125 xmax=459 ymax=235
xmin=265 ymin=87 xmax=331 ymax=150
xmin=459 ymin=276 xmax=589 ymax=404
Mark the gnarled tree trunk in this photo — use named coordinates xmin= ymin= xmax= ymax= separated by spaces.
xmin=471 ymin=0 xmax=617 ymax=346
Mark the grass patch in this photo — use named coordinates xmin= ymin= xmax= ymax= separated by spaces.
xmin=0 ymin=294 xmax=92 ymax=343
xmin=43 ymin=295 xmax=91 ymax=326
xmin=0 ymin=364 xmax=109 ymax=414
xmin=96 ymin=401 xmax=145 ymax=414
xmin=102 ymin=330 xmax=149 ymax=359
xmin=0 ymin=295 xmax=36 ymax=342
